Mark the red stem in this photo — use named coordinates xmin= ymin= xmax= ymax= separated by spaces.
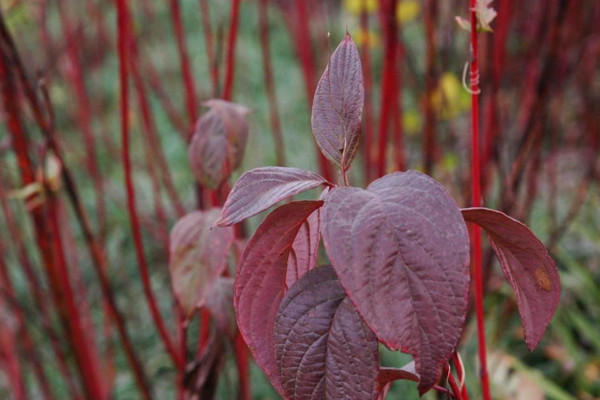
xmin=447 ymin=368 xmax=465 ymax=400
xmin=469 ymin=2 xmax=491 ymax=399
xmin=199 ymin=0 xmax=219 ymax=96
xmin=376 ymin=0 xmax=398 ymax=178
xmin=223 ymin=0 xmax=241 ymax=101
xmin=359 ymin=6 xmax=375 ymax=182
xmin=258 ymin=0 xmax=286 ymax=166
xmin=393 ymin=22 xmax=405 ymax=172
xmin=169 ymin=0 xmax=199 ymax=123
xmin=115 ymin=0 xmax=182 ymax=369
xmin=423 ymin=0 xmax=437 ymax=175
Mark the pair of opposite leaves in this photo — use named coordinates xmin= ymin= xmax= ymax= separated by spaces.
xmin=171 ymin=34 xmax=560 ymax=399
xmin=213 ymin=167 xmax=559 ymax=399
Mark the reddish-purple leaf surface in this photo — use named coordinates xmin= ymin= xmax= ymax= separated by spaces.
xmin=234 ymin=200 xmax=324 ymax=396
xmin=188 ymin=100 xmax=250 ymax=189
xmin=215 ymin=167 xmax=329 ymax=226
xmin=311 ymin=33 xmax=364 ymax=171
xmin=286 ymin=207 xmax=322 ymax=289
xmin=321 ymin=171 xmax=470 ymax=393
xmin=462 ymin=207 xmax=560 ymax=349
xmin=274 ymin=265 xmax=379 ymax=400
xmin=169 ymin=209 xmax=234 ymax=320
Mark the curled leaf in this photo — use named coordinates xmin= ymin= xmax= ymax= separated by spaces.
xmin=462 ymin=207 xmax=560 ymax=350
xmin=311 ymin=33 xmax=364 ymax=171
xmin=234 ymin=200 xmax=324 ymax=396
xmin=322 ymin=170 xmax=470 ymax=393
xmin=169 ymin=209 xmax=234 ymax=320
xmin=275 ymin=265 xmax=379 ymax=400
xmin=216 ymin=167 xmax=329 ymax=226
xmin=188 ymin=100 xmax=250 ymax=189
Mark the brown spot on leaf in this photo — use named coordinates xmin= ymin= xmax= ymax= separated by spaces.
xmin=534 ymin=268 xmax=552 ymax=291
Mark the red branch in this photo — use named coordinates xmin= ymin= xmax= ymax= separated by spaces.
xmin=258 ymin=0 xmax=285 ymax=166
xmin=115 ymin=0 xmax=182 ymax=370
xmin=223 ymin=0 xmax=241 ymax=101
xmin=169 ymin=0 xmax=199 ymax=124
xmin=469 ymin=1 xmax=491 ymax=399
xmin=376 ymin=0 xmax=398 ymax=178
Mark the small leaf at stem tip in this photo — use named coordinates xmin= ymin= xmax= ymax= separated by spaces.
xmin=169 ymin=209 xmax=234 ymax=320
xmin=461 ymin=207 xmax=561 ymax=350
xmin=322 ymin=170 xmax=470 ymax=393
xmin=234 ymin=200 xmax=324 ymax=396
xmin=274 ymin=265 xmax=379 ymax=400
xmin=311 ymin=32 xmax=364 ymax=171
xmin=215 ymin=166 xmax=330 ymax=226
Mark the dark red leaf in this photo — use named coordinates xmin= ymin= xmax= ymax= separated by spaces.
xmin=234 ymin=200 xmax=324 ymax=396
xmin=169 ymin=209 xmax=234 ymax=320
xmin=215 ymin=167 xmax=330 ymax=226
xmin=188 ymin=100 xmax=250 ymax=190
xmin=461 ymin=207 xmax=560 ymax=350
xmin=274 ymin=266 xmax=379 ymax=400
xmin=286 ymin=207 xmax=322 ymax=289
xmin=311 ymin=33 xmax=363 ymax=171
xmin=321 ymin=170 xmax=470 ymax=393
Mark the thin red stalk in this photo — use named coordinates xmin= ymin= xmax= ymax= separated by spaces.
xmin=423 ymin=0 xmax=437 ymax=175
xmin=258 ymin=0 xmax=285 ymax=166
xmin=223 ymin=0 xmax=240 ymax=100
xmin=47 ymin=194 xmax=108 ymax=400
xmin=291 ymin=0 xmax=333 ymax=182
xmin=376 ymin=0 xmax=398 ymax=178
xmin=452 ymin=352 xmax=469 ymax=400
xmin=447 ymin=369 xmax=464 ymax=400
xmin=482 ymin=0 xmax=512 ymax=196
xmin=199 ymin=0 xmax=219 ymax=96
xmin=56 ymin=3 xmax=114 ymax=381
xmin=360 ymin=5 xmax=374 ymax=182
xmin=469 ymin=1 xmax=491 ymax=399
xmin=178 ymin=322 xmax=187 ymax=400
xmin=115 ymin=0 xmax=182 ymax=369
xmin=393 ymin=28 xmax=405 ymax=172
xmin=169 ymin=0 xmax=199 ymax=123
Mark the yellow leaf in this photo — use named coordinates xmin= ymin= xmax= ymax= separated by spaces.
xmin=403 ymin=109 xmax=422 ymax=136
xmin=343 ymin=0 xmax=378 ymax=15
xmin=396 ymin=1 xmax=421 ymax=24
xmin=432 ymin=73 xmax=471 ymax=119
